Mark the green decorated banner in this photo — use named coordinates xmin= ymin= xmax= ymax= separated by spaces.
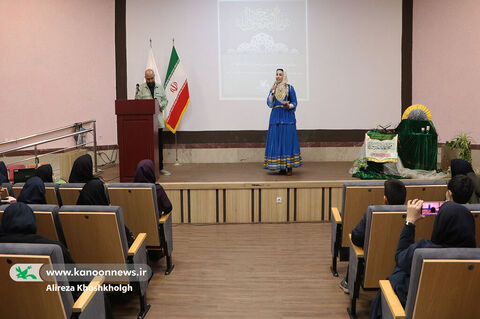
xmin=364 ymin=131 xmax=398 ymax=163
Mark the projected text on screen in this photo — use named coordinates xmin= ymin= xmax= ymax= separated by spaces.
xmin=218 ymin=0 xmax=308 ymax=100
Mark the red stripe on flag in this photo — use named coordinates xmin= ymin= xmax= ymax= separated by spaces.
xmin=166 ymin=81 xmax=189 ymax=131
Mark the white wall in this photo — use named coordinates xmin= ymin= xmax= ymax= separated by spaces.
xmin=126 ymin=0 xmax=402 ymax=131
xmin=0 ymin=0 xmax=116 ymax=146
xmin=413 ymin=0 xmax=480 ymax=143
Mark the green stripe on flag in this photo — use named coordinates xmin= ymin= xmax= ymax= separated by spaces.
xmin=164 ymin=46 xmax=180 ymax=89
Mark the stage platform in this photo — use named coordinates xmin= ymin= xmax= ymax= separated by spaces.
xmin=100 ymin=161 xmax=356 ymax=184
xmin=99 ymin=162 xmax=357 ymax=224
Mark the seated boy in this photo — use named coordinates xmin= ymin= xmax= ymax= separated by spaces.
xmin=340 ymin=179 xmax=407 ymax=293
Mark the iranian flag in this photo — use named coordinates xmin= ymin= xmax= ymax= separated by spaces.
xmin=163 ymin=46 xmax=190 ymax=133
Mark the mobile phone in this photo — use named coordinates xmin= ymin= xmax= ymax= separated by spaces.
xmin=421 ymin=201 xmax=443 ymax=215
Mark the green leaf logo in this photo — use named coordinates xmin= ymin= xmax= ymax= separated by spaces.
xmin=15 ymin=266 xmax=38 ymax=280
xmin=10 ymin=264 xmax=43 ymax=282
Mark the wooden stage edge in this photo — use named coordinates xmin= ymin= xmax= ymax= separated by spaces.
xmin=97 ymin=161 xmax=437 ymax=225
xmin=100 ymin=161 xmax=356 ymax=185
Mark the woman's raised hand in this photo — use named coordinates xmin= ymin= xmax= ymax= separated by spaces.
xmin=406 ymin=199 xmax=424 ymax=224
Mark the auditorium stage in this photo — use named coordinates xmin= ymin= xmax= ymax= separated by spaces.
xmin=100 ymin=161 xmax=356 ymax=184
xmin=99 ymin=162 xmax=356 ymax=224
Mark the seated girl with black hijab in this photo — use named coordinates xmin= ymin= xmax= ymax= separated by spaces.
xmin=36 ymin=164 xmax=54 ymax=183
xmin=17 ymin=176 xmax=47 ymax=205
xmin=69 ymin=154 xmax=95 ymax=183
xmin=133 ymin=159 xmax=173 ymax=264
xmin=76 ymin=178 xmax=136 ymax=246
xmin=0 ymin=202 xmax=74 ymax=264
xmin=71 ymin=154 xmax=135 ymax=246
xmin=76 ymin=179 xmax=110 ymax=206
xmin=69 ymin=154 xmax=107 ymax=203
xmin=370 ymin=176 xmax=476 ymax=318
xmin=133 ymin=159 xmax=172 ymax=215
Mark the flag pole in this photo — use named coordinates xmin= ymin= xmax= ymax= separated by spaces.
xmin=174 ymin=133 xmax=180 ymax=166
xmin=172 ymin=37 xmax=181 ymax=166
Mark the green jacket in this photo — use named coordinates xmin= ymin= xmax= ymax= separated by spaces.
xmin=135 ymin=82 xmax=168 ymax=128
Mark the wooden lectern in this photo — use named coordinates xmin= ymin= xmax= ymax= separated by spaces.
xmin=115 ymin=99 xmax=159 ymax=182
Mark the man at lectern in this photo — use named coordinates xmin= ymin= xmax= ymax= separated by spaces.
xmin=135 ymin=68 xmax=171 ymax=175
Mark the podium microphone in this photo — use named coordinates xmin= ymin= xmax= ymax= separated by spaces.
xmin=136 ymin=83 xmax=140 ymax=95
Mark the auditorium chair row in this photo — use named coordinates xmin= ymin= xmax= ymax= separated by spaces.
xmin=0 ymin=204 xmax=150 ymax=319
xmin=1 ymin=182 xmax=174 ymax=274
xmin=330 ymin=181 xmax=480 ymax=318
xmin=345 ymin=204 xmax=480 ymax=318
xmin=330 ymin=180 xmax=448 ymax=276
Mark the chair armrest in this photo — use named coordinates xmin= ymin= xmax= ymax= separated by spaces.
xmin=349 ymin=234 xmax=364 ymax=258
xmin=379 ymin=280 xmax=406 ymax=319
xmin=331 ymin=207 xmax=342 ymax=224
xmin=128 ymin=233 xmax=147 ymax=257
xmin=72 ymin=275 xmax=105 ymax=313
xmin=159 ymin=212 xmax=172 ymax=224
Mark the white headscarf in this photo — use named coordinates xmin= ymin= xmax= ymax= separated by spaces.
xmin=274 ymin=69 xmax=288 ymax=101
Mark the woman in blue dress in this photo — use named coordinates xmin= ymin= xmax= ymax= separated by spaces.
xmin=264 ymin=68 xmax=302 ymax=175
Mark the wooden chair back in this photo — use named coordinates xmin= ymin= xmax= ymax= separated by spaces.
xmin=57 ymin=184 xmax=84 ymax=205
xmin=0 ymin=254 xmax=67 ymax=319
xmin=363 ymin=211 xmax=435 ymax=288
xmin=341 ymin=184 xmax=446 ymax=250
xmin=411 ymin=259 xmax=480 ymax=318
xmin=108 ymin=186 xmax=160 ymax=246
xmin=342 ymin=186 xmax=384 ymax=248
xmin=58 ymin=209 xmax=128 ymax=283
xmin=0 ymin=209 xmax=60 ymax=242
xmin=13 ymin=184 xmax=59 ymax=206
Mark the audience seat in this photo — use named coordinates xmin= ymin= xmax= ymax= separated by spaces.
xmin=57 ymin=183 xmax=85 ymax=206
xmin=0 ymin=243 xmax=106 ymax=319
xmin=13 ymin=182 xmax=61 ymax=206
xmin=380 ymin=248 xmax=480 ymax=319
xmin=330 ymin=180 xmax=447 ymax=276
xmin=347 ymin=205 xmax=436 ymax=317
xmin=108 ymin=182 xmax=174 ymax=275
xmin=58 ymin=205 xmax=150 ymax=318
xmin=0 ymin=204 xmax=66 ymax=244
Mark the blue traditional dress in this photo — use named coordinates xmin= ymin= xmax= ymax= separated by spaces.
xmin=264 ymin=84 xmax=302 ymax=170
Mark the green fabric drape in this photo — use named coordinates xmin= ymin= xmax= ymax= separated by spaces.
xmin=352 ymin=161 xmax=405 ymax=180
xmin=396 ymin=119 xmax=438 ymax=170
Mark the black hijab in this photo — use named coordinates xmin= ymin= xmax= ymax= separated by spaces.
xmin=68 ymin=154 xmax=93 ymax=183
xmin=431 ymin=201 xmax=476 ymax=248
xmin=36 ymin=164 xmax=53 ymax=183
xmin=133 ymin=159 xmax=156 ymax=184
xmin=0 ymin=202 xmax=75 ymax=265
xmin=1 ymin=202 xmax=37 ymax=234
xmin=76 ymin=179 xmax=136 ymax=246
xmin=133 ymin=159 xmax=173 ymax=215
xmin=451 ymin=159 xmax=474 ymax=177
xmin=17 ymin=176 xmax=47 ymax=204
xmin=0 ymin=161 xmax=8 ymax=183
xmin=76 ymin=179 xmax=109 ymax=205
